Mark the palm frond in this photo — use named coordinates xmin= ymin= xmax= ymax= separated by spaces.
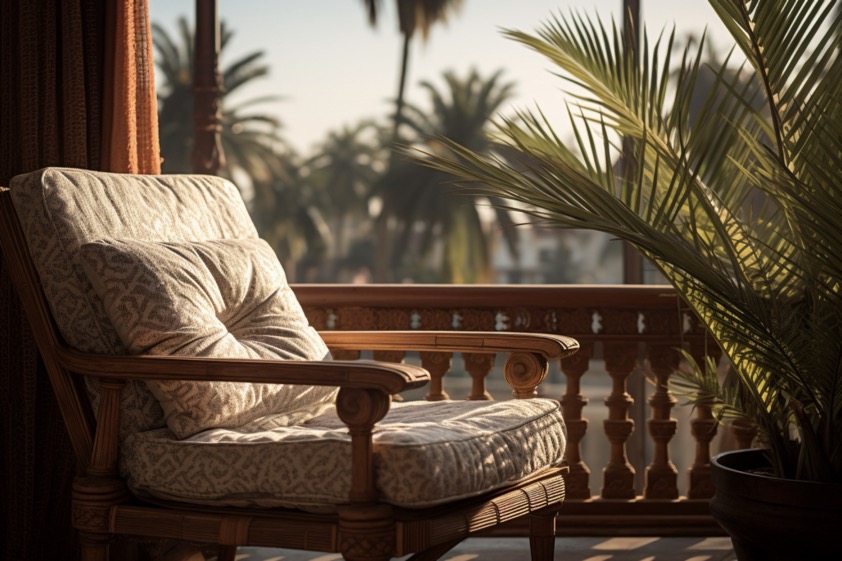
xmin=416 ymin=0 xmax=842 ymax=481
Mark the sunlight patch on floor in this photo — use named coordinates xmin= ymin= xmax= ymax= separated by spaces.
xmin=593 ymin=537 xmax=660 ymax=550
xmin=688 ymin=538 xmax=733 ymax=550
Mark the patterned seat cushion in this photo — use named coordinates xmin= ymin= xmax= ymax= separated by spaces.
xmin=121 ymin=398 xmax=567 ymax=509
xmin=79 ymin=237 xmax=336 ymax=438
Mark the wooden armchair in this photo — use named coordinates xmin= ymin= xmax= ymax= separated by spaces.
xmin=0 ymin=168 xmax=578 ymax=561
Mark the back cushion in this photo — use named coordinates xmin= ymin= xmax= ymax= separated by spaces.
xmin=79 ymin=238 xmax=336 ymax=438
xmin=9 ymin=167 xmax=260 ymax=437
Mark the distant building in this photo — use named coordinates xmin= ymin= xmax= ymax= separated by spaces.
xmin=492 ymin=226 xmax=624 ymax=284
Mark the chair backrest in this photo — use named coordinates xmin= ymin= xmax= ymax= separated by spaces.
xmin=3 ymin=167 xmax=259 ymax=443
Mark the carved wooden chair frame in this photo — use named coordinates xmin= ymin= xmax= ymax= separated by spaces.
xmin=0 ymin=186 xmax=577 ymax=561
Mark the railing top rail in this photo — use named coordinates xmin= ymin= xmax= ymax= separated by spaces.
xmin=292 ymin=284 xmax=682 ymax=309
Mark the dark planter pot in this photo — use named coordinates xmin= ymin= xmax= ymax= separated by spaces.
xmin=710 ymin=449 xmax=842 ymax=561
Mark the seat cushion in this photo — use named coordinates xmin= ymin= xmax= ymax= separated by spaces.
xmin=121 ymin=398 xmax=567 ymax=509
xmin=10 ymin=168 xmax=261 ymax=438
xmin=79 ymin=237 xmax=336 ymax=439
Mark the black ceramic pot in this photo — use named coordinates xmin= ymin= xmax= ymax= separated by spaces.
xmin=710 ymin=449 xmax=842 ymax=561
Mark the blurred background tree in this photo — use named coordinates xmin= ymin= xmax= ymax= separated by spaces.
xmin=306 ymin=121 xmax=386 ymax=280
xmin=153 ymin=5 xmax=745 ymax=286
xmin=378 ymin=68 xmax=519 ymax=282
xmin=361 ymin=0 xmax=464 ymax=143
xmin=153 ymin=18 xmax=285 ymax=183
xmin=154 ymin=19 xmax=327 ymax=280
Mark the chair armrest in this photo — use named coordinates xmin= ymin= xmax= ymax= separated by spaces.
xmin=319 ymin=330 xmax=579 ymax=359
xmin=55 ymin=347 xmax=429 ymax=395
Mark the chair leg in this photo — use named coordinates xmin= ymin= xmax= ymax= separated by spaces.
xmin=338 ymin=504 xmax=395 ymax=561
xmin=529 ymin=511 xmax=557 ymax=561
xmin=78 ymin=532 xmax=110 ymax=561
xmin=216 ymin=545 xmax=237 ymax=561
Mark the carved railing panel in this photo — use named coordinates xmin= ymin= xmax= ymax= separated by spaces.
xmin=296 ymin=285 xmax=729 ymax=536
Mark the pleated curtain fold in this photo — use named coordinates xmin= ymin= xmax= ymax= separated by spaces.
xmin=1 ymin=2 xmax=160 ymax=559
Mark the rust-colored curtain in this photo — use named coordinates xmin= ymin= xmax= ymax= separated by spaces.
xmin=0 ymin=1 xmax=159 ymax=560
xmin=102 ymin=0 xmax=161 ymax=174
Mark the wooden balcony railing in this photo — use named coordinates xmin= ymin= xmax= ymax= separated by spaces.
xmin=295 ymin=284 xmax=731 ymax=537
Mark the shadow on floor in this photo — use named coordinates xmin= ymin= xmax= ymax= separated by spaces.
xmin=234 ymin=536 xmax=736 ymax=561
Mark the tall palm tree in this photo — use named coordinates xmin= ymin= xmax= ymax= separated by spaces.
xmin=153 ymin=18 xmax=285 ymax=185
xmin=249 ymin=151 xmax=331 ymax=282
xmin=380 ymin=68 xmax=518 ymax=282
xmin=307 ymin=121 xmax=386 ymax=266
xmin=361 ymin=0 xmax=463 ymax=143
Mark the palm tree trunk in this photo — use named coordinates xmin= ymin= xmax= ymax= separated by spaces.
xmin=377 ymin=31 xmax=412 ymax=282
xmin=391 ymin=32 xmax=412 ymax=145
xmin=621 ymin=0 xmax=642 ymax=284
xmin=192 ymin=0 xmax=225 ymax=174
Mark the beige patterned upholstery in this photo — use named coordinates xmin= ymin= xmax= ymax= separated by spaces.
xmin=79 ymin=237 xmax=336 ymax=438
xmin=10 ymin=168 xmax=260 ymax=438
xmin=122 ymin=399 xmax=567 ymax=509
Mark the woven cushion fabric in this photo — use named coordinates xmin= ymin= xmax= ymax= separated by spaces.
xmin=121 ymin=398 xmax=567 ymax=509
xmin=9 ymin=167 xmax=260 ymax=438
xmin=78 ymin=237 xmax=336 ymax=439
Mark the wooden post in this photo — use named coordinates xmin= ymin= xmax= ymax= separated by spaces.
xmin=192 ymin=0 xmax=224 ymax=174
xmin=336 ymin=387 xmax=394 ymax=561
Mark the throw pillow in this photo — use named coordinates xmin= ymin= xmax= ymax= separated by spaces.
xmin=79 ymin=237 xmax=336 ymax=438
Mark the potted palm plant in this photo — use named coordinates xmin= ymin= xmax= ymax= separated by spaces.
xmin=416 ymin=1 xmax=841 ymax=558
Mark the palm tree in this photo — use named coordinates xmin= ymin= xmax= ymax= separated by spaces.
xmin=380 ymin=68 xmax=518 ymax=282
xmin=422 ymin=0 xmax=842 ymax=482
xmin=153 ymin=18 xmax=285 ymax=185
xmin=307 ymin=121 xmax=386 ymax=271
xmin=249 ymin=151 xmax=331 ymax=282
xmin=361 ymin=0 xmax=463 ymax=143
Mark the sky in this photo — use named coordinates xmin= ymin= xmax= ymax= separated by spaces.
xmin=148 ymin=0 xmax=732 ymax=154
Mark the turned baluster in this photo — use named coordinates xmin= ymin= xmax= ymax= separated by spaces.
xmin=372 ymin=351 xmax=406 ymax=401
xmin=332 ymin=349 xmax=361 ymax=361
xmin=687 ymin=339 xmax=721 ymax=499
xmin=464 ymin=352 xmax=495 ymax=400
xmin=730 ymin=419 xmax=758 ymax=449
xmin=559 ymin=344 xmax=593 ymax=500
xmin=601 ymin=342 xmax=637 ymax=499
xmin=644 ymin=345 xmax=680 ymax=499
xmin=419 ymin=351 xmax=452 ymax=401
xmin=372 ymin=350 xmax=405 ymax=364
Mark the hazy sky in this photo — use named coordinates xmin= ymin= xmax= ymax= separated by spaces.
xmin=149 ymin=0 xmax=731 ymax=153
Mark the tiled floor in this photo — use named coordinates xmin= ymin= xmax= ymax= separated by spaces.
xmin=235 ymin=536 xmax=736 ymax=560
